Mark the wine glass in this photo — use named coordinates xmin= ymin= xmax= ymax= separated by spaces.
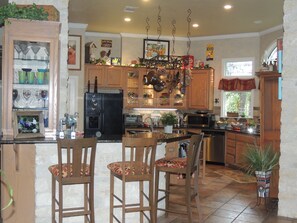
xmin=35 ymin=90 xmax=42 ymax=107
xmin=14 ymin=42 xmax=22 ymax=59
xmin=19 ymin=41 xmax=29 ymax=59
xmin=41 ymin=90 xmax=48 ymax=108
xmin=13 ymin=89 xmax=18 ymax=107
xmin=23 ymin=89 xmax=32 ymax=106
xmin=31 ymin=43 xmax=40 ymax=60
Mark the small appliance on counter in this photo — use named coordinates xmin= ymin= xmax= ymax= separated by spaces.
xmin=186 ymin=112 xmax=215 ymax=128
xmin=84 ymin=90 xmax=124 ymax=137
xmin=124 ymin=114 xmax=143 ymax=127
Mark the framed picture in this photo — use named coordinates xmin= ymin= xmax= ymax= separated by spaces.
xmin=13 ymin=111 xmax=45 ymax=139
xmin=68 ymin=35 xmax=82 ymax=70
xmin=143 ymin=39 xmax=170 ymax=61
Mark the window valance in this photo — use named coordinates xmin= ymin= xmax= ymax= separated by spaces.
xmin=218 ymin=78 xmax=256 ymax=91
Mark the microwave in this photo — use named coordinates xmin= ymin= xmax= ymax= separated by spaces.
xmin=186 ymin=113 xmax=215 ymax=128
xmin=124 ymin=114 xmax=143 ymax=127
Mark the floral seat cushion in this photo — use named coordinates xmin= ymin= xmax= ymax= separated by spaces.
xmin=48 ymin=164 xmax=90 ymax=178
xmin=155 ymin=157 xmax=187 ymax=169
xmin=107 ymin=161 xmax=150 ymax=176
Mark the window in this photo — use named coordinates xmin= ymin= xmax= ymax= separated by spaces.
xmin=221 ymin=58 xmax=254 ymax=118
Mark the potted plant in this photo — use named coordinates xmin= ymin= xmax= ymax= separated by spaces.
xmin=243 ymin=143 xmax=280 ymax=200
xmin=0 ymin=3 xmax=48 ymax=26
xmin=160 ymin=112 xmax=178 ymax=133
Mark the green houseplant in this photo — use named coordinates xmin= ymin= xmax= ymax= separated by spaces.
xmin=160 ymin=112 xmax=178 ymax=133
xmin=243 ymin=143 xmax=280 ymax=200
xmin=0 ymin=2 xmax=48 ymax=26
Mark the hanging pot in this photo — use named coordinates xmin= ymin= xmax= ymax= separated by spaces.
xmin=143 ymin=75 xmax=149 ymax=85
xmin=153 ymin=80 xmax=165 ymax=92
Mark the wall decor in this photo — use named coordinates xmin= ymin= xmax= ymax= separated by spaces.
xmin=13 ymin=111 xmax=45 ymax=139
xmin=143 ymin=39 xmax=170 ymax=61
xmin=111 ymin=57 xmax=121 ymax=65
xmin=68 ymin=35 xmax=81 ymax=70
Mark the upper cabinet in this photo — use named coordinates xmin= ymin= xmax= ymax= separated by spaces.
xmin=84 ymin=64 xmax=124 ymax=91
xmin=188 ymin=68 xmax=214 ymax=111
xmin=1 ymin=19 xmax=61 ymax=137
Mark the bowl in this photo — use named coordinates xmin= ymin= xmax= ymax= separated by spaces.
xmin=217 ymin=122 xmax=227 ymax=129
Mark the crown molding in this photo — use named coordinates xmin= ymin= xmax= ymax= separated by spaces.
xmin=85 ymin=32 xmax=121 ymax=38
xmin=68 ymin=23 xmax=88 ymax=30
xmin=259 ymin=25 xmax=283 ymax=36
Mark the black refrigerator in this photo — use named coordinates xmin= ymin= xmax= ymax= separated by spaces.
xmin=84 ymin=90 xmax=124 ymax=138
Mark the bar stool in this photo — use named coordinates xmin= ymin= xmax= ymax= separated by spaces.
xmin=107 ymin=136 xmax=157 ymax=223
xmin=154 ymin=133 xmax=204 ymax=223
xmin=48 ymin=137 xmax=97 ymax=223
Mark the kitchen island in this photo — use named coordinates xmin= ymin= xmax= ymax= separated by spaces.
xmin=0 ymin=132 xmax=190 ymax=223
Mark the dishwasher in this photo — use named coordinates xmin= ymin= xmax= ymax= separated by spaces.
xmin=202 ymin=130 xmax=225 ymax=164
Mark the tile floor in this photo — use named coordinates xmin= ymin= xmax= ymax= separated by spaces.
xmin=157 ymin=164 xmax=297 ymax=223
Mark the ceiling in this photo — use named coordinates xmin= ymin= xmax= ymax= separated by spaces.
xmin=68 ymin=0 xmax=284 ymax=37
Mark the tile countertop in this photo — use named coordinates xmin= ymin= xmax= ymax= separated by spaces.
xmin=0 ymin=132 xmax=191 ymax=144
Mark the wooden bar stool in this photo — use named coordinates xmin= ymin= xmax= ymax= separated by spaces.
xmin=107 ymin=136 xmax=157 ymax=223
xmin=154 ymin=133 xmax=204 ymax=223
xmin=48 ymin=137 xmax=97 ymax=223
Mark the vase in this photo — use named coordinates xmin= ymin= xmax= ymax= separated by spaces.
xmin=255 ymin=170 xmax=272 ymax=198
xmin=164 ymin=125 xmax=173 ymax=134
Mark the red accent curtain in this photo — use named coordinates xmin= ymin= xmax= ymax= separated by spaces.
xmin=218 ymin=78 xmax=256 ymax=91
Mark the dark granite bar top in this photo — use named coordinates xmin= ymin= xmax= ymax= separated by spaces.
xmin=0 ymin=132 xmax=191 ymax=145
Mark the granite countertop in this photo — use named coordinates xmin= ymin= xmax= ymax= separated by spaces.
xmin=0 ymin=132 xmax=190 ymax=144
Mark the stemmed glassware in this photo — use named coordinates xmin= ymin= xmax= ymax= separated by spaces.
xmin=23 ymin=89 xmax=32 ymax=107
xmin=14 ymin=42 xmax=22 ymax=59
xmin=13 ymin=89 xmax=18 ymax=107
xmin=31 ymin=43 xmax=41 ymax=60
xmin=41 ymin=90 xmax=48 ymax=108
xmin=19 ymin=41 xmax=29 ymax=59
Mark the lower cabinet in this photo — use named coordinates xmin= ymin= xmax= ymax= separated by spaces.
xmin=1 ymin=144 xmax=35 ymax=223
xmin=225 ymin=132 xmax=259 ymax=168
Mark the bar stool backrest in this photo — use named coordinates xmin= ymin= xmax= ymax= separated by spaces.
xmin=186 ymin=133 xmax=204 ymax=176
xmin=122 ymin=136 xmax=157 ymax=181
xmin=56 ymin=137 xmax=97 ymax=182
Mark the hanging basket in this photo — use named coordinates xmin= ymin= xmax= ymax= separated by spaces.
xmin=255 ymin=170 xmax=272 ymax=198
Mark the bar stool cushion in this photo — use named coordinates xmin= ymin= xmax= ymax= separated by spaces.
xmin=48 ymin=164 xmax=90 ymax=178
xmin=107 ymin=161 xmax=150 ymax=176
xmin=155 ymin=157 xmax=187 ymax=169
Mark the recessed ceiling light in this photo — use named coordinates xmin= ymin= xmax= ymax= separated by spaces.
xmin=254 ymin=20 xmax=263 ymax=24
xmin=224 ymin=4 xmax=232 ymax=10
xmin=124 ymin=17 xmax=131 ymax=22
xmin=192 ymin=23 xmax=199 ymax=28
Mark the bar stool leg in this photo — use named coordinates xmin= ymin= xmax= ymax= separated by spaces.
xmin=110 ymin=173 xmax=114 ymax=223
xmin=165 ymin=172 xmax=170 ymax=217
xmin=122 ymin=180 xmax=126 ymax=223
xmin=194 ymin=170 xmax=201 ymax=222
xmin=51 ymin=175 xmax=55 ymax=223
xmin=58 ymin=183 xmax=63 ymax=223
xmin=185 ymin=173 xmax=192 ymax=223
xmin=149 ymin=179 xmax=154 ymax=223
xmin=90 ymin=183 xmax=95 ymax=223
xmin=140 ymin=181 xmax=144 ymax=223
xmin=154 ymin=169 xmax=160 ymax=223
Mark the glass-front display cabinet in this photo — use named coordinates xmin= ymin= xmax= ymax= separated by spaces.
xmin=1 ymin=19 xmax=60 ymax=137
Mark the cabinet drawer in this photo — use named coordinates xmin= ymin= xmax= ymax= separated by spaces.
xmin=226 ymin=132 xmax=236 ymax=139
xmin=225 ymin=154 xmax=235 ymax=164
xmin=236 ymin=134 xmax=258 ymax=144
xmin=226 ymin=139 xmax=236 ymax=147
xmin=226 ymin=146 xmax=235 ymax=155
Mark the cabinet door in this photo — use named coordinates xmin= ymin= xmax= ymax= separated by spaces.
xmin=124 ymin=67 xmax=142 ymax=108
xmin=2 ymin=19 xmax=60 ymax=137
xmin=85 ymin=64 xmax=104 ymax=90
xmin=225 ymin=132 xmax=236 ymax=165
xmin=188 ymin=69 xmax=214 ymax=110
xmin=105 ymin=66 xmax=124 ymax=88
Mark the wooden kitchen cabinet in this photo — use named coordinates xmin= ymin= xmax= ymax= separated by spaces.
xmin=188 ymin=68 xmax=214 ymax=111
xmin=257 ymin=71 xmax=281 ymax=198
xmin=1 ymin=19 xmax=60 ymax=137
xmin=225 ymin=131 xmax=259 ymax=168
xmin=84 ymin=64 xmax=124 ymax=91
